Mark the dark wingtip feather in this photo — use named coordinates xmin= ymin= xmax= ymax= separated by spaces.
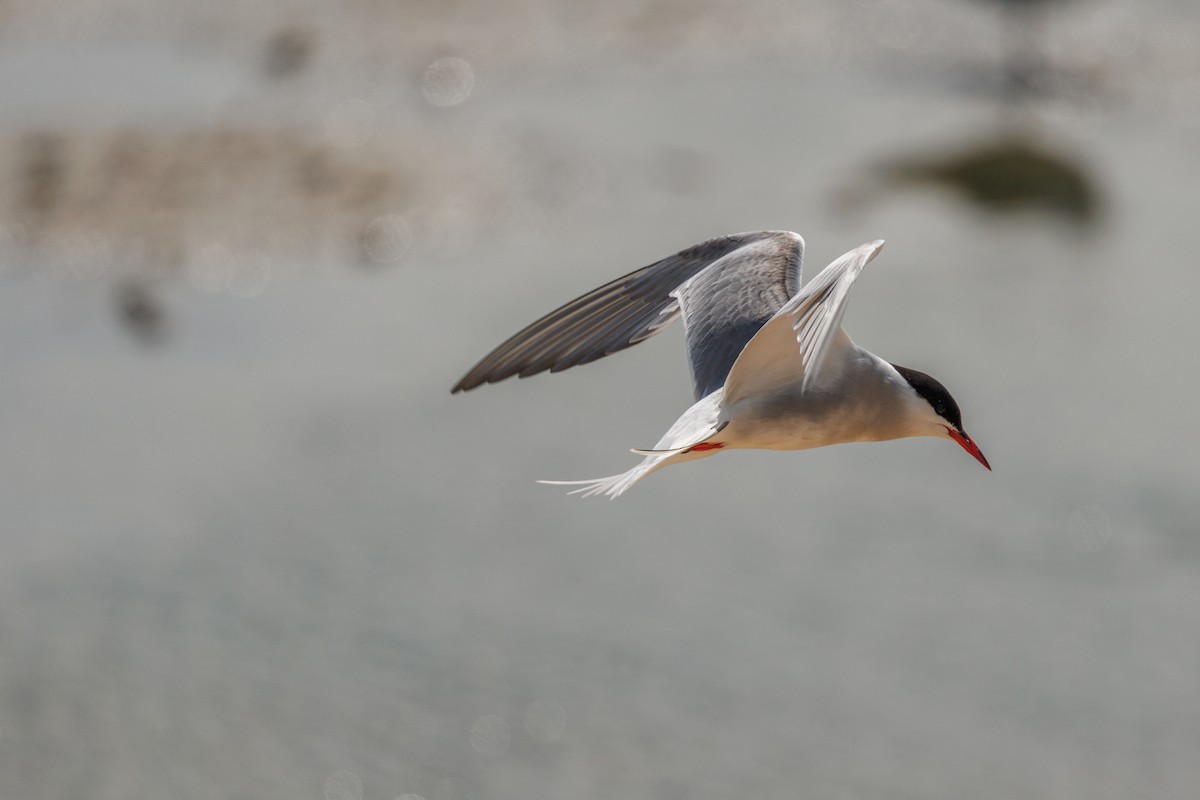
xmin=448 ymin=231 xmax=802 ymax=395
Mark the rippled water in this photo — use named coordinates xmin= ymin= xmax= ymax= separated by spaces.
xmin=2 ymin=2 xmax=1199 ymax=798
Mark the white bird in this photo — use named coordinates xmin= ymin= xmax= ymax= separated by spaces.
xmin=452 ymin=231 xmax=990 ymax=497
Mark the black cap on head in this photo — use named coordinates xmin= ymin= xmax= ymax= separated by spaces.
xmin=891 ymin=364 xmax=963 ymax=430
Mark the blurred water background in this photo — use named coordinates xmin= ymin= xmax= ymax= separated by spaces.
xmin=2 ymin=1 xmax=1200 ymax=798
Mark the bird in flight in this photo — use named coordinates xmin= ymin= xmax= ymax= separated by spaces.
xmin=452 ymin=231 xmax=989 ymax=497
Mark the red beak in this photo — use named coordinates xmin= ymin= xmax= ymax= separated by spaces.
xmin=947 ymin=427 xmax=991 ymax=471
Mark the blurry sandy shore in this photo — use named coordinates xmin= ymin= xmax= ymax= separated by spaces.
xmin=0 ymin=0 xmax=1196 ymax=286
xmin=0 ymin=126 xmax=520 ymax=281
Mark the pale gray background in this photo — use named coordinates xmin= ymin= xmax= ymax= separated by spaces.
xmin=1 ymin=1 xmax=1199 ymax=798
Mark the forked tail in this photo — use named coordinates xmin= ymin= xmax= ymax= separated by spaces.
xmin=539 ymin=391 xmax=726 ymax=499
xmin=538 ymin=454 xmax=670 ymax=499
xmin=539 ymin=417 xmax=728 ymax=500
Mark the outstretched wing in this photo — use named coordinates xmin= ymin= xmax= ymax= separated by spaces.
xmin=721 ymin=240 xmax=885 ymax=409
xmin=450 ymin=231 xmax=804 ymax=394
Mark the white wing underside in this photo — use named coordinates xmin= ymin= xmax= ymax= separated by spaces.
xmin=721 ymin=240 xmax=884 ymax=409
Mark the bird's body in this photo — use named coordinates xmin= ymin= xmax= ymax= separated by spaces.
xmin=452 ymin=231 xmax=989 ymax=497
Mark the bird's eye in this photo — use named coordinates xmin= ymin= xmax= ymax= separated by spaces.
xmin=936 ymin=403 xmax=946 ymax=415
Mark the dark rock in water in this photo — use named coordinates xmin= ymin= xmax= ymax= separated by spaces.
xmin=116 ymin=281 xmax=167 ymax=345
xmin=21 ymin=133 xmax=66 ymax=222
xmin=849 ymin=135 xmax=1102 ymax=229
xmin=966 ymin=0 xmax=1076 ymax=10
xmin=263 ymin=27 xmax=315 ymax=79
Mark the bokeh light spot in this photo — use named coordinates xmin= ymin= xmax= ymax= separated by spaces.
xmin=361 ymin=214 xmax=413 ymax=264
xmin=423 ymin=57 xmax=475 ymax=107
xmin=468 ymin=715 xmax=510 ymax=757
xmin=188 ymin=243 xmax=234 ymax=293
xmin=324 ymin=770 xmax=364 ymax=800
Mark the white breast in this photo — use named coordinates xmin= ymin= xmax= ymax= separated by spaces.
xmin=718 ymin=346 xmax=922 ymax=452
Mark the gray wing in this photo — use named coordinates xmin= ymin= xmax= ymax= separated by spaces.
xmin=450 ymin=231 xmax=804 ymax=395
xmin=674 ymin=232 xmax=804 ymax=398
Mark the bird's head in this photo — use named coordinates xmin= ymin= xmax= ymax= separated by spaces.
xmin=891 ymin=364 xmax=991 ymax=471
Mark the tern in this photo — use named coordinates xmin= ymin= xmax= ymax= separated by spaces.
xmin=452 ymin=231 xmax=990 ymax=497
